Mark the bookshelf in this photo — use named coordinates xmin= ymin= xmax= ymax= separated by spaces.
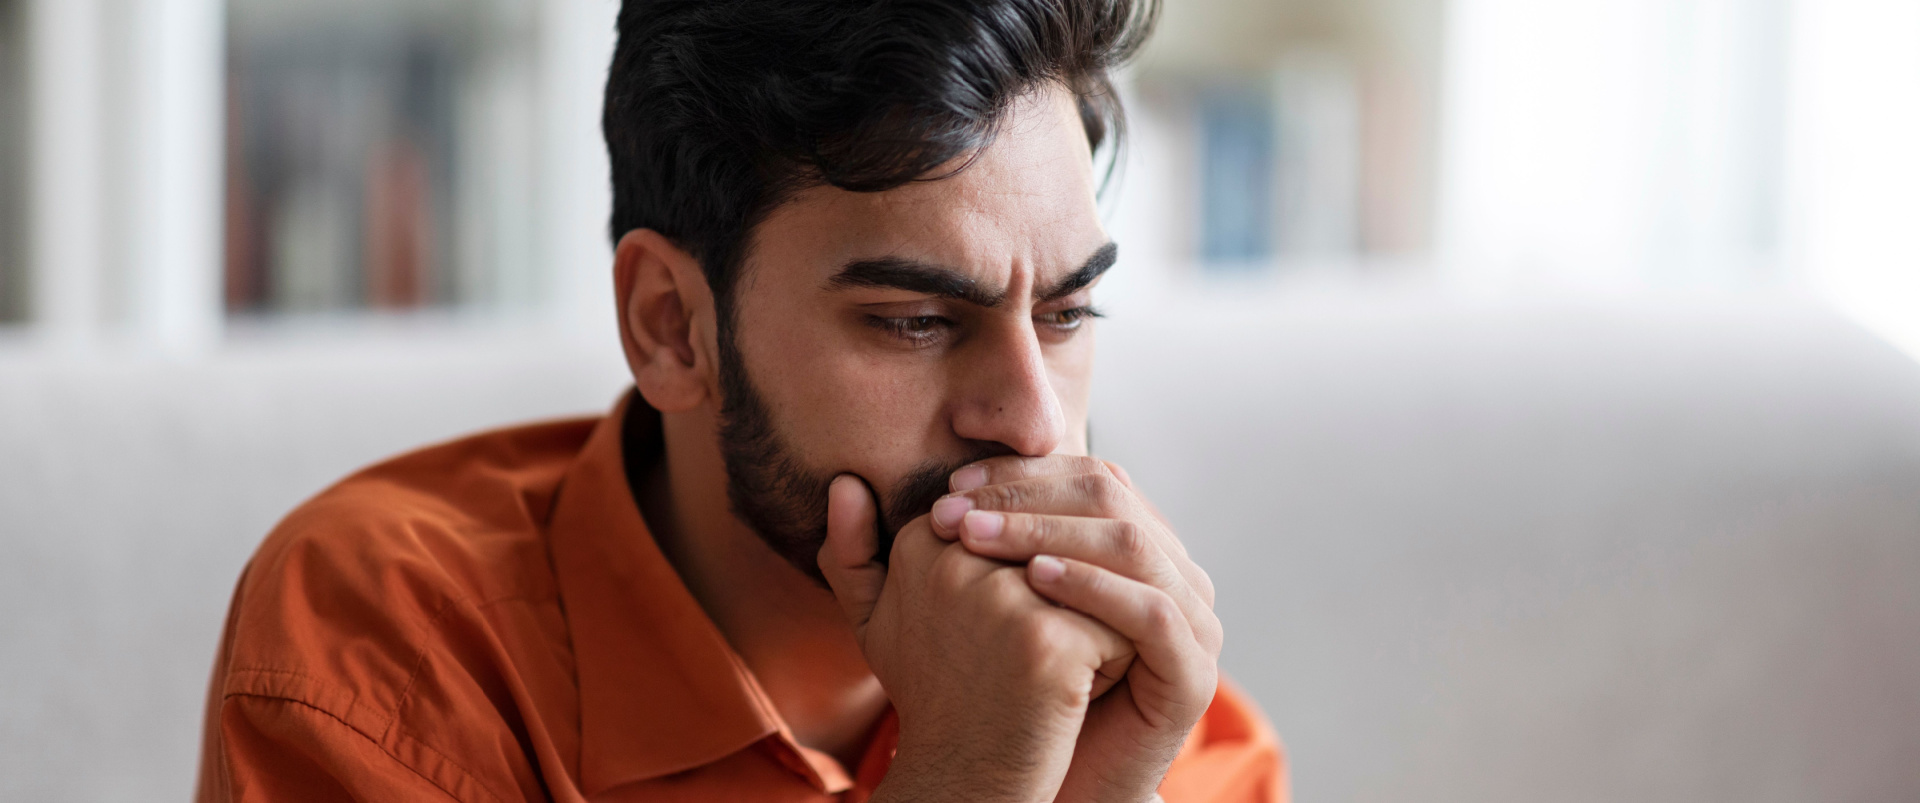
xmin=1125 ymin=0 xmax=1444 ymax=273
xmin=5 ymin=0 xmax=619 ymax=355
xmin=225 ymin=0 xmax=541 ymax=316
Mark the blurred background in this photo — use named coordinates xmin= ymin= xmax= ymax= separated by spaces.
xmin=5 ymin=0 xmax=1920 ymax=800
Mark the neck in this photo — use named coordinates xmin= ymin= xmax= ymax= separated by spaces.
xmin=630 ymin=401 xmax=888 ymax=768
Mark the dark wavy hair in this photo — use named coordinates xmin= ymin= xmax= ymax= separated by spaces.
xmin=602 ymin=0 xmax=1159 ymax=314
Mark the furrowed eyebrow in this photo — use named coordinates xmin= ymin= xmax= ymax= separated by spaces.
xmin=826 ymin=241 xmax=1118 ymax=307
xmin=827 ymin=257 xmax=1006 ymax=307
xmin=1037 ymin=242 xmax=1118 ymax=302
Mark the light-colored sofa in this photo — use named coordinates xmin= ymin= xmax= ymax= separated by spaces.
xmin=5 ymin=292 xmax=1919 ymax=802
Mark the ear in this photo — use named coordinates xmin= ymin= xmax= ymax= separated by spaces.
xmin=614 ymin=229 xmax=720 ymax=414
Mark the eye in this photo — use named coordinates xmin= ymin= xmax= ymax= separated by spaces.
xmin=868 ymin=314 xmax=955 ymax=344
xmin=1035 ymin=305 xmax=1105 ymax=333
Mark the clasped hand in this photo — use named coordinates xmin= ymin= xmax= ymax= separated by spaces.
xmin=819 ymin=456 xmax=1221 ymax=803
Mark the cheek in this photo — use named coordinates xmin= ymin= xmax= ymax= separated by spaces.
xmin=812 ymin=355 xmax=946 ymax=448
xmin=740 ymin=316 xmax=951 ymax=467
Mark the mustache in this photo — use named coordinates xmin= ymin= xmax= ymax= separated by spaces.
xmin=873 ymin=443 xmax=1014 ymax=564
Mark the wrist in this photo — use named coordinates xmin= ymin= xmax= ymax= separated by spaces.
xmin=1052 ymin=728 xmax=1185 ymax=803
xmin=1052 ymin=779 xmax=1168 ymax=803
xmin=874 ymin=737 xmax=1056 ymax=803
xmin=1054 ymin=786 xmax=1166 ymax=803
xmin=1052 ymin=784 xmax=1166 ymax=803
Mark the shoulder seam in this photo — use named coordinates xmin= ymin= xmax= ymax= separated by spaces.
xmin=225 ymin=693 xmax=501 ymax=803
xmin=384 ymin=591 xmax=464 ymax=743
xmin=386 ymin=593 xmax=521 ymax=803
xmin=225 ymin=593 xmax=518 ymax=803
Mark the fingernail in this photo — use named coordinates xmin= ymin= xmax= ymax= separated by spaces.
xmin=931 ymin=495 xmax=972 ymax=531
xmin=1030 ymin=555 xmax=1065 ymax=582
xmin=962 ymin=510 xmax=1004 ymax=541
xmin=950 ymin=465 xmax=988 ymax=492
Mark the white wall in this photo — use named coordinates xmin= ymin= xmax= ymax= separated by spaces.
xmin=1434 ymin=0 xmax=1920 ymax=362
xmin=1785 ymin=0 xmax=1920 ymax=360
xmin=1435 ymin=0 xmax=1788 ymax=289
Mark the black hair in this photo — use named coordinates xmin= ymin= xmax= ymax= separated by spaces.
xmin=602 ymin=0 xmax=1158 ymax=315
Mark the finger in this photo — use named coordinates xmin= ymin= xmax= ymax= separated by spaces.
xmin=1102 ymin=459 xmax=1172 ymax=530
xmin=942 ymin=464 xmax=1214 ymax=609
xmin=1004 ymin=572 xmax=1138 ymax=698
xmin=932 ymin=472 xmax=1135 ymax=537
xmin=1026 ymin=556 xmax=1215 ymax=727
xmin=960 ymin=511 xmax=1172 ymax=588
xmin=984 ymin=456 xmax=1194 ymax=573
xmin=820 ymin=474 xmax=885 ymax=642
xmin=1101 ymin=459 xmax=1189 ymax=557
xmin=959 ymin=511 xmax=1209 ymax=628
xmin=936 ymin=473 xmax=1213 ymax=610
xmin=928 ymin=494 xmax=970 ymax=542
xmin=948 ymin=454 xmax=1116 ymax=493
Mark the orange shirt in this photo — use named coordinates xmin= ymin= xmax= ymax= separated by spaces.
xmin=196 ymin=393 xmax=1288 ymax=802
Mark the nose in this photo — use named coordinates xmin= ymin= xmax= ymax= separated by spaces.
xmin=949 ymin=321 xmax=1066 ymax=457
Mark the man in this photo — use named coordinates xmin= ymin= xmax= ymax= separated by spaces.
xmin=196 ymin=0 xmax=1286 ymax=800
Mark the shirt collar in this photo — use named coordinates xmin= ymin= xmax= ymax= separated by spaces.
xmin=546 ymin=391 xmax=856 ymax=796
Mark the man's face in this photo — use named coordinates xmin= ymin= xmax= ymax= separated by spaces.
xmin=717 ymin=85 xmax=1111 ymax=579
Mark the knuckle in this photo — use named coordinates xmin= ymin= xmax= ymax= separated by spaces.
xmin=1198 ymin=612 xmax=1226 ymax=656
xmin=1026 ymin=614 xmax=1099 ymax=683
xmin=1193 ymin=565 xmax=1218 ymax=607
xmin=1074 ymin=563 xmax=1112 ymax=598
xmin=926 ymin=546 xmax=975 ymax=589
xmin=969 ymin=457 xmax=1014 ymax=484
xmin=1020 ymin=513 xmax=1055 ymax=545
xmin=1077 ymin=472 xmax=1128 ymax=513
xmin=1110 ymin=521 xmax=1153 ymax=564
xmin=977 ymin=482 xmax=1024 ymax=512
xmin=988 ymin=455 xmax=1051 ymax=485
xmin=1021 ymin=514 xmax=1067 ymax=545
xmin=987 ymin=565 xmax=1035 ymax=604
xmin=1009 ymin=611 xmax=1064 ymax=664
xmin=1144 ymin=592 xmax=1183 ymax=636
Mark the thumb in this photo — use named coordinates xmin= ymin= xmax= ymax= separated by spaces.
xmin=820 ymin=474 xmax=886 ymax=643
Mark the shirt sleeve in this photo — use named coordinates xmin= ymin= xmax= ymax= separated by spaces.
xmin=1157 ymin=679 xmax=1290 ymax=803
xmin=199 ymin=694 xmax=465 ymax=803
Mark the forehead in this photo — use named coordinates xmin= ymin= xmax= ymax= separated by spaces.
xmin=745 ymin=86 xmax=1108 ymax=291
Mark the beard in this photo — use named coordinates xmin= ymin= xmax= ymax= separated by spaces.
xmin=715 ymin=326 xmax=1007 ymax=586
